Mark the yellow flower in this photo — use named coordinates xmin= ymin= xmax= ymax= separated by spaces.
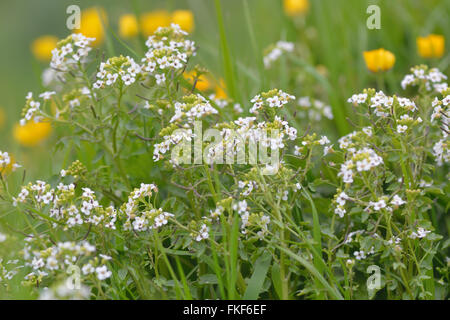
xmin=0 ymin=108 xmax=5 ymax=129
xmin=417 ymin=34 xmax=445 ymax=59
xmin=31 ymin=35 xmax=58 ymax=62
xmin=13 ymin=121 xmax=52 ymax=147
xmin=119 ymin=14 xmax=139 ymax=38
xmin=140 ymin=10 xmax=171 ymax=37
xmin=79 ymin=7 xmax=108 ymax=46
xmin=215 ymin=79 xmax=228 ymax=99
xmin=283 ymin=0 xmax=309 ymax=16
xmin=184 ymin=71 xmax=211 ymax=91
xmin=363 ymin=48 xmax=395 ymax=73
xmin=172 ymin=10 xmax=195 ymax=33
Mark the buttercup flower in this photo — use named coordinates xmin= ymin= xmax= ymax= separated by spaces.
xmin=283 ymin=0 xmax=309 ymax=16
xmin=184 ymin=70 xmax=211 ymax=91
xmin=214 ymin=79 xmax=228 ymax=99
xmin=31 ymin=35 xmax=58 ymax=62
xmin=172 ymin=10 xmax=195 ymax=33
xmin=417 ymin=34 xmax=445 ymax=59
xmin=363 ymin=48 xmax=395 ymax=72
xmin=13 ymin=121 xmax=52 ymax=147
xmin=140 ymin=10 xmax=171 ymax=37
xmin=119 ymin=14 xmax=139 ymax=38
xmin=78 ymin=7 xmax=108 ymax=46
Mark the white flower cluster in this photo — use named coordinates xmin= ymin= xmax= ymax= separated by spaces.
xmin=234 ymin=200 xmax=250 ymax=234
xmin=154 ymin=94 xmax=218 ymax=162
xmin=238 ymin=180 xmax=258 ymax=196
xmin=50 ymin=34 xmax=95 ymax=72
xmin=338 ymin=127 xmax=372 ymax=152
xmin=432 ymin=138 xmax=450 ymax=166
xmin=338 ymin=147 xmax=383 ymax=184
xmin=396 ymin=114 xmax=423 ymax=134
xmin=154 ymin=128 xmax=193 ymax=162
xmin=430 ymin=96 xmax=449 ymax=133
xmin=401 ymin=66 xmax=448 ymax=93
xmin=193 ymin=224 xmax=210 ymax=242
xmin=23 ymin=239 xmax=111 ymax=283
xmin=334 ymin=192 xmax=406 ymax=219
xmin=0 ymin=258 xmax=20 ymax=283
xmin=205 ymin=115 xmax=297 ymax=164
xmin=297 ymin=96 xmax=334 ymax=120
xmin=409 ymin=227 xmax=431 ymax=240
xmin=334 ymin=191 xmax=349 ymax=218
xmin=0 ymin=151 xmax=20 ymax=172
xmin=13 ymin=181 xmax=117 ymax=230
xmin=263 ymin=41 xmax=294 ymax=68
xmin=209 ymin=205 xmax=224 ymax=220
xmin=348 ymin=90 xmax=417 ymax=118
xmin=141 ymin=24 xmax=196 ymax=85
xmin=19 ymin=92 xmax=42 ymax=125
xmin=170 ymin=94 xmax=218 ymax=124
xmin=19 ymin=90 xmax=58 ymax=125
xmin=122 ymin=183 xmax=174 ymax=232
xmin=250 ymin=89 xmax=295 ymax=114
xmin=94 ymin=56 xmax=141 ymax=88
xmin=353 ymin=247 xmax=375 ymax=260
xmin=231 ymin=200 xmax=270 ymax=238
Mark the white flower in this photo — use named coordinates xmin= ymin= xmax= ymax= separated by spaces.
xmin=391 ymin=195 xmax=406 ymax=206
xmin=155 ymin=73 xmax=166 ymax=85
xmin=95 ymin=265 xmax=112 ymax=280
xmin=334 ymin=206 xmax=346 ymax=218
xmin=32 ymin=257 xmax=45 ymax=270
xmin=263 ymin=41 xmax=294 ymax=68
xmin=39 ymin=91 xmax=56 ymax=101
xmin=194 ymin=224 xmax=209 ymax=242
xmin=369 ymin=199 xmax=387 ymax=211
xmin=318 ymin=136 xmax=330 ymax=145
xmin=397 ymin=125 xmax=408 ymax=133
xmin=354 ymin=250 xmax=366 ymax=260
xmin=410 ymin=227 xmax=430 ymax=239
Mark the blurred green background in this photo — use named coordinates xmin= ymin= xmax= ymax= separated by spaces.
xmin=0 ymin=0 xmax=449 ymax=178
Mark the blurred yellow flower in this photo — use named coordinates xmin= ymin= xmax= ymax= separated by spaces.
xmin=79 ymin=7 xmax=108 ymax=46
xmin=31 ymin=35 xmax=58 ymax=62
xmin=215 ymin=79 xmax=228 ymax=99
xmin=363 ymin=48 xmax=395 ymax=73
xmin=13 ymin=121 xmax=52 ymax=147
xmin=140 ymin=10 xmax=171 ymax=37
xmin=119 ymin=14 xmax=139 ymax=39
xmin=0 ymin=108 xmax=5 ymax=129
xmin=184 ymin=71 xmax=211 ymax=91
xmin=172 ymin=10 xmax=195 ymax=33
xmin=417 ymin=34 xmax=445 ymax=59
xmin=283 ymin=0 xmax=309 ymax=16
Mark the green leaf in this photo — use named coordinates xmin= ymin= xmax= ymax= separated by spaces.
xmin=243 ymin=252 xmax=272 ymax=300
xmin=270 ymin=263 xmax=283 ymax=299
xmin=199 ymin=274 xmax=218 ymax=285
